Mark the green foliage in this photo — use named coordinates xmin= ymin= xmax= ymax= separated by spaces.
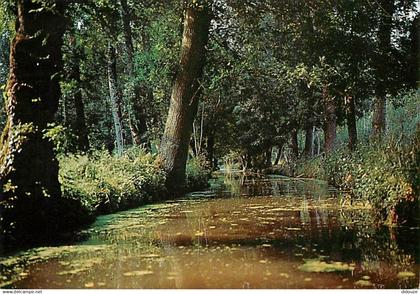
xmin=59 ymin=147 xmax=211 ymax=216
xmin=43 ymin=123 xmax=79 ymax=154
xmin=295 ymin=91 xmax=420 ymax=224
xmin=59 ymin=147 xmax=166 ymax=214
xmin=185 ymin=154 xmax=211 ymax=191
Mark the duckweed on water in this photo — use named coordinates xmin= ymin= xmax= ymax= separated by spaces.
xmin=298 ymin=259 xmax=355 ymax=273
xmin=123 ymin=270 xmax=154 ymax=276
xmin=397 ymin=271 xmax=416 ymax=279
xmin=354 ymin=279 xmax=374 ymax=287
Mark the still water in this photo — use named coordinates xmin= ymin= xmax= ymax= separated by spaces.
xmin=1 ymin=174 xmax=418 ymax=289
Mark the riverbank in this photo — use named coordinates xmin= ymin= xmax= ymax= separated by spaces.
xmin=60 ymin=147 xmax=211 ymax=219
xmin=268 ymin=133 xmax=419 ymax=226
xmin=3 ymin=148 xmax=211 ymax=249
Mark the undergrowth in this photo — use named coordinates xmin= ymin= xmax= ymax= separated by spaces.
xmin=59 ymin=147 xmax=211 ymax=216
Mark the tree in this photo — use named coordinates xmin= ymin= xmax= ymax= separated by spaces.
xmin=107 ymin=43 xmax=125 ymax=155
xmin=66 ymin=33 xmax=90 ymax=152
xmin=120 ymin=0 xmax=150 ymax=148
xmin=160 ymin=1 xmax=212 ymax=193
xmin=0 ymin=0 xmax=69 ymax=239
xmin=372 ymin=0 xmax=395 ymax=138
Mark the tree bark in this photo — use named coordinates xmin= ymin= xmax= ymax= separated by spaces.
xmin=265 ymin=147 xmax=272 ymax=168
xmin=206 ymin=131 xmax=216 ymax=170
xmin=372 ymin=92 xmax=386 ymax=138
xmin=120 ymin=0 xmax=150 ymax=149
xmin=303 ymin=122 xmax=313 ymax=157
xmin=323 ymin=86 xmax=337 ymax=154
xmin=346 ymin=95 xmax=357 ymax=151
xmin=160 ymin=4 xmax=211 ymax=194
xmin=107 ymin=44 xmax=124 ymax=155
xmin=0 ymin=0 xmax=67 ymax=239
xmin=290 ymin=128 xmax=299 ymax=158
xmin=408 ymin=15 xmax=419 ymax=88
xmin=68 ymin=37 xmax=89 ymax=151
xmin=372 ymin=0 xmax=395 ymax=138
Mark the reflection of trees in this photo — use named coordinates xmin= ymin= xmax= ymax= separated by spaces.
xmin=337 ymin=209 xmax=417 ymax=275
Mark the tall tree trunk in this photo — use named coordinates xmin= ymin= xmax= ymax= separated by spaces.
xmin=290 ymin=128 xmax=299 ymax=158
xmin=68 ymin=38 xmax=89 ymax=151
xmin=160 ymin=4 xmax=211 ymax=194
xmin=0 ymin=0 xmax=67 ymax=239
xmin=303 ymin=122 xmax=313 ymax=157
xmin=372 ymin=0 xmax=395 ymax=138
xmin=408 ymin=15 xmax=419 ymax=89
xmin=323 ymin=86 xmax=337 ymax=154
xmin=107 ymin=44 xmax=124 ymax=156
xmin=206 ymin=131 xmax=216 ymax=170
xmin=120 ymin=0 xmax=149 ymax=149
xmin=372 ymin=92 xmax=386 ymax=138
xmin=265 ymin=147 xmax=272 ymax=168
xmin=346 ymin=95 xmax=357 ymax=151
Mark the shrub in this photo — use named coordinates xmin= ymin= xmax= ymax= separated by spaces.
xmin=59 ymin=147 xmax=212 ymax=217
xmin=185 ymin=154 xmax=212 ymax=191
xmin=296 ymin=133 xmax=419 ymax=225
xmin=59 ymin=147 xmax=166 ymax=215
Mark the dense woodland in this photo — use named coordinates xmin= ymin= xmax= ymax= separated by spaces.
xmin=0 ymin=0 xmax=418 ymax=245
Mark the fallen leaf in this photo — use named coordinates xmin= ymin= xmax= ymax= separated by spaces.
xmin=123 ymin=270 xmax=154 ymax=277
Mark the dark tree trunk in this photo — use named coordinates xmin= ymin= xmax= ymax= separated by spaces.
xmin=303 ymin=122 xmax=313 ymax=157
xmin=68 ymin=38 xmax=89 ymax=151
xmin=160 ymin=4 xmax=211 ymax=194
xmin=346 ymin=95 xmax=357 ymax=151
xmin=107 ymin=44 xmax=124 ymax=155
xmin=0 ymin=0 xmax=70 ymax=240
xmin=372 ymin=92 xmax=386 ymax=138
xmin=372 ymin=0 xmax=395 ymax=138
xmin=290 ymin=128 xmax=299 ymax=158
xmin=323 ymin=86 xmax=337 ymax=154
xmin=206 ymin=131 xmax=215 ymax=169
xmin=120 ymin=0 xmax=150 ymax=149
xmin=265 ymin=147 xmax=272 ymax=168
xmin=408 ymin=16 xmax=419 ymax=88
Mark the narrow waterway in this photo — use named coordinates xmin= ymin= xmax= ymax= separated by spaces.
xmin=1 ymin=174 xmax=418 ymax=289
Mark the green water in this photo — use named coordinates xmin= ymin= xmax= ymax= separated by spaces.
xmin=1 ymin=174 xmax=418 ymax=289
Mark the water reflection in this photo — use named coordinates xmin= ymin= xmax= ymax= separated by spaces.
xmin=1 ymin=174 xmax=418 ymax=289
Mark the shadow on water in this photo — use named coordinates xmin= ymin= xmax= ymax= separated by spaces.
xmin=1 ymin=173 xmax=418 ymax=289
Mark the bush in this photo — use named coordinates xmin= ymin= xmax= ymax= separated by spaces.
xmin=185 ymin=154 xmax=212 ymax=191
xmin=59 ymin=147 xmax=212 ymax=217
xmin=296 ymin=132 xmax=419 ymax=225
xmin=59 ymin=147 xmax=167 ymax=215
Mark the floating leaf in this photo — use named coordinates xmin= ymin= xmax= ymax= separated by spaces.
xmin=285 ymin=227 xmax=301 ymax=231
xmin=298 ymin=259 xmax=354 ymax=273
xmin=354 ymin=280 xmax=373 ymax=287
xmin=123 ymin=270 xmax=153 ymax=277
xmin=397 ymin=271 xmax=415 ymax=279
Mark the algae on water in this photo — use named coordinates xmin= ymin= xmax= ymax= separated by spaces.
xmin=298 ymin=259 xmax=355 ymax=273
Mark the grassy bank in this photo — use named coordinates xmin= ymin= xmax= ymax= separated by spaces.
xmin=59 ymin=147 xmax=211 ymax=219
xmin=292 ymin=91 xmax=419 ymax=225
xmin=295 ymin=135 xmax=419 ymax=225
